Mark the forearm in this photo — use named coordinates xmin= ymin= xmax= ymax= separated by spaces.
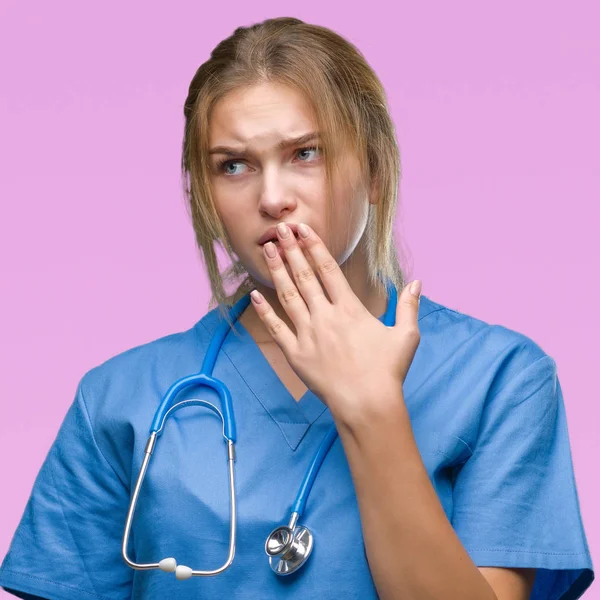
xmin=330 ymin=391 xmax=498 ymax=600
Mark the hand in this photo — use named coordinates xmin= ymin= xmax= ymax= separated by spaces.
xmin=249 ymin=222 xmax=422 ymax=420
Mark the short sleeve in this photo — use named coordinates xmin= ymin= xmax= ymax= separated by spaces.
xmin=451 ymin=352 xmax=595 ymax=600
xmin=0 ymin=378 xmax=133 ymax=600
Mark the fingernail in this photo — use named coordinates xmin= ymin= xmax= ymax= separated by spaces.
xmin=409 ymin=280 xmax=422 ymax=298
xmin=264 ymin=242 xmax=277 ymax=258
xmin=250 ymin=290 xmax=264 ymax=303
xmin=276 ymin=222 xmax=290 ymax=238
xmin=298 ymin=223 xmax=310 ymax=238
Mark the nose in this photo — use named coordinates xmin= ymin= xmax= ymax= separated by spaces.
xmin=257 ymin=170 xmax=298 ymax=219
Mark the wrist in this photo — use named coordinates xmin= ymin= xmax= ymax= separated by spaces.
xmin=327 ymin=381 xmax=407 ymax=437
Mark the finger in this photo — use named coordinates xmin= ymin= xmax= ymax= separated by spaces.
xmin=396 ymin=279 xmax=422 ymax=336
xmin=294 ymin=223 xmax=355 ymax=305
xmin=274 ymin=222 xmax=329 ymax=312
xmin=250 ymin=289 xmax=298 ymax=351
xmin=262 ymin=239 xmax=310 ymax=331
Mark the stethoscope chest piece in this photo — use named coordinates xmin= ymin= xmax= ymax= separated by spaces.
xmin=265 ymin=524 xmax=314 ymax=575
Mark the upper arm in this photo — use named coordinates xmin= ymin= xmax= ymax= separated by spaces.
xmin=479 ymin=567 xmax=537 ymax=600
xmin=451 ymin=349 xmax=594 ymax=598
xmin=0 ymin=378 xmax=134 ymax=600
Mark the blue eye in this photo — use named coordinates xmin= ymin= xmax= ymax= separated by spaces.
xmin=216 ymin=146 xmax=321 ymax=177
xmin=219 ymin=161 xmax=246 ymax=176
xmin=296 ymin=146 xmax=319 ymax=161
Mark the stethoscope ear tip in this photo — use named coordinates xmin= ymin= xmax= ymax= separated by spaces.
xmin=175 ymin=565 xmax=193 ymax=580
xmin=158 ymin=556 xmax=194 ymax=580
xmin=159 ymin=557 xmax=177 ymax=572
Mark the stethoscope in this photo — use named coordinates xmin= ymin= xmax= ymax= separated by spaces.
xmin=122 ymin=279 xmax=397 ymax=580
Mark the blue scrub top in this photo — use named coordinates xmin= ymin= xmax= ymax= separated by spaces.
xmin=0 ymin=294 xmax=595 ymax=600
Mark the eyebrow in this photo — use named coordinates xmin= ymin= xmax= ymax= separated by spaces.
xmin=208 ymin=132 xmax=321 ymax=157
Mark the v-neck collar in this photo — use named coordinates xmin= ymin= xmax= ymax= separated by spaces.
xmin=223 ymin=318 xmax=329 ymax=451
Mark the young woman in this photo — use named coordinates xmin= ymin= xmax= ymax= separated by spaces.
xmin=0 ymin=17 xmax=594 ymax=600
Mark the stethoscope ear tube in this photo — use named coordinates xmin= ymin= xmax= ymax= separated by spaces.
xmin=122 ymin=427 xmax=238 ymax=577
xmin=122 ymin=297 xmax=255 ymax=578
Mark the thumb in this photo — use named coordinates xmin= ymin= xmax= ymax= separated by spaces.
xmin=395 ymin=279 xmax=422 ymax=333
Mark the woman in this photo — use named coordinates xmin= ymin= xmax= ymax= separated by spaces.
xmin=0 ymin=17 xmax=594 ymax=600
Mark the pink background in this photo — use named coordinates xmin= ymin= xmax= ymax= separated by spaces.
xmin=1 ymin=1 xmax=598 ymax=597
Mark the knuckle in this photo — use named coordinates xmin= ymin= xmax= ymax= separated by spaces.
xmin=268 ymin=319 xmax=285 ymax=337
xmin=295 ymin=268 xmax=315 ymax=283
xmin=280 ymin=286 xmax=300 ymax=304
xmin=318 ymin=259 xmax=339 ymax=276
xmin=406 ymin=326 xmax=421 ymax=341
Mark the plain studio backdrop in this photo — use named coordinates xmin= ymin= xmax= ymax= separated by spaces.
xmin=0 ymin=1 xmax=598 ymax=598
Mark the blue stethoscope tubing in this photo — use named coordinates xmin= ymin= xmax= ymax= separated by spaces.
xmin=122 ymin=278 xmax=398 ymax=579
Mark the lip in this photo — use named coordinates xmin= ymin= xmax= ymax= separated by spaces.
xmin=258 ymin=223 xmax=301 ymax=245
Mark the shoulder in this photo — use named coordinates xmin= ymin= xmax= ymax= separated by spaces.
xmin=413 ymin=295 xmax=560 ymax=459
xmin=77 ymin=306 xmax=226 ymax=424
xmin=419 ymin=293 xmax=549 ymax=354
xmin=417 ymin=294 xmax=554 ymax=387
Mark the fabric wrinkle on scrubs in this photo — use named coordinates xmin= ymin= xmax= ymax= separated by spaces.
xmin=0 ymin=293 xmax=594 ymax=600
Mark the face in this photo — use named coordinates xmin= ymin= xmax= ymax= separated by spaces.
xmin=207 ymin=81 xmax=374 ymax=290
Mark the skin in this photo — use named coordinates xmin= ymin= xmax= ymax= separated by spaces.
xmin=207 ymin=81 xmax=386 ymax=342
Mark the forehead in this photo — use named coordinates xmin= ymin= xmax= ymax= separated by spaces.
xmin=208 ymin=83 xmax=317 ymax=148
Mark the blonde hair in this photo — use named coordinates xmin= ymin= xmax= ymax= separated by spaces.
xmin=180 ymin=17 xmax=406 ymax=327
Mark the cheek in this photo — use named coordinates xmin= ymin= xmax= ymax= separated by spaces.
xmin=212 ymin=196 xmax=245 ymax=242
xmin=327 ymin=189 xmax=369 ymax=260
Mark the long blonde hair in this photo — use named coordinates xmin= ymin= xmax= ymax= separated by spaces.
xmin=180 ymin=17 xmax=406 ymax=327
